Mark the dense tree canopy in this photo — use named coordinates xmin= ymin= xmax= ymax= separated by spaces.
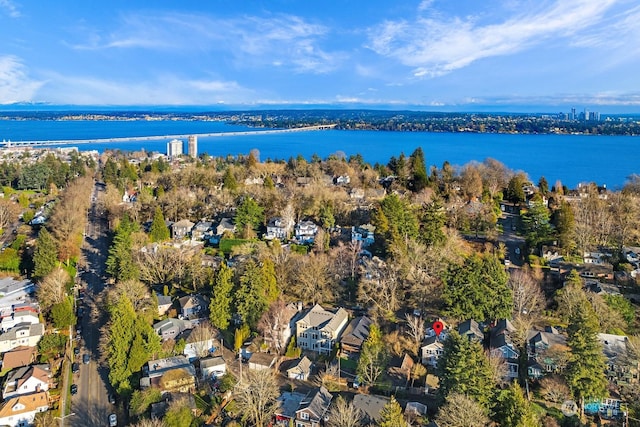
xmin=442 ymin=253 xmax=512 ymax=322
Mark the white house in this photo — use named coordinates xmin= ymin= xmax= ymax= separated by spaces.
xmin=0 ymin=312 xmax=40 ymax=334
xmin=296 ymin=305 xmax=349 ymax=355
xmin=0 ymin=324 xmax=44 ymax=353
xmin=420 ymin=336 xmax=444 ymax=367
xmin=294 ymin=220 xmax=319 ymax=244
xmin=0 ymin=391 xmax=49 ymax=427
xmin=286 ymin=356 xmax=313 ymax=381
xmin=265 ymin=217 xmax=293 ymax=240
xmin=199 ymin=356 xmax=226 ymax=381
xmin=2 ymin=365 xmax=51 ymax=400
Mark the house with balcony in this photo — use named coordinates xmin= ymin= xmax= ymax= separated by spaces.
xmin=296 ymin=305 xmax=349 ymax=355
xmin=526 ymin=326 xmax=569 ymax=379
xmin=599 ymin=333 xmax=638 ymax=386
xmin=421 ymin=336 xmax=444 ymax=367
xmin=265 ymin=217 xmax=293 ymax=241
xmin=0 ymin=312 xmax=40 ymax=334
xmin=294 ymin=220 xmax=319 ymax=244
xmin=178 ymin=294 xmax=208 ymax=320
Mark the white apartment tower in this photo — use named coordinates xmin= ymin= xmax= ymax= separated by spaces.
xmin=167 ymin=139 xmax=183 ymax=159
xmin=188 ymin=135 xmax=198 ymax=158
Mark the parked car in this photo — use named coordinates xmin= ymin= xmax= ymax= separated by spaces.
xmin=109 ymin=413 xmax=117 ymax=427
xmin=83 ymin=354 xmax=90 ymax=364
xmin=72 ymin=363 xmax=79 ymax=374
xmin=108 ymin=393 xmax=116 ymax=405
xmin=70 ymin=384 xmax=78 ymax=395
xmin=74 ymin=347 xmax=80 ymax=356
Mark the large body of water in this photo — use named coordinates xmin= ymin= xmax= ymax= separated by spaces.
xmin=1 ymin=119 xmax=638 ymax=189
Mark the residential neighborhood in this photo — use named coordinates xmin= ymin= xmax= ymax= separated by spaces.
xmin=0 ymin=141 xmax=638 ymax=427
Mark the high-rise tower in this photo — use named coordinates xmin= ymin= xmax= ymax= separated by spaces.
xmin=188 ymin=135 xmax=198 ymax=158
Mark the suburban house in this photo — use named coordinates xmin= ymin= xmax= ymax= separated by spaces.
xmin=0 ymin=323 xmax=45 ymax=353
xmin=489 ymin=320 xmax=519 ymax=380
xmin=0 ymin=312 xmax=40 ymax=334
xmin=526 ymin=326 xmax=569 ymax=379
xmin=296 ymin=305 xmax=349 ymax=355
xmin=156 ymin=293 xmax=173 ymax=317
xmin=265 ymin=217 xmax=293 ymax=240
xmin=215 ymin=218 xmax=236 ymax=236
xmin=1 ymin=348 xmax=36 ymax=372
xmin=153 ymin=318 xmax=193 ymax=342
xmin=2 ymin=365 xmax=51 ymax=400
xmin=199 ymin=356 xmax=226 ymax=381
xmin=178 ymin=294 xmax=208 ymax=319
xmin=285 ymin=356 xmax=313 ymax=381
xmin=276 ymin=387 xmax=333 ymax=427
xmin=0 ymin=390 xmax=49 ymax=427
xmin=177 ymin=328 xmax=215 ymax=361
xmin=294 ymin=220 xmax=319 ymax=244
xmin=171 ymin=219 xmax=195 ymax=240
xmin=0 ymin=278 xmax=36 ymax=300
xmin=248 ymin=353 xmax=278 ymax=371
xmin=599 ymin=333 xmax=638 ymax=386
xmin=351 ymin=225 xmax=375 ymax=247
xmin=140 ymin=356 xmax=196 ymax=394
xmin=340 ymin=316 xmax=372 ymax=358
xmin=352 ymin=394 xmax=390 ymax=425
xmin=421 ymin=336 xmax=444 ymax=367
xmin=191 ymin=220 xmax=213 ymax=241
xmin=458 ymin=319 xmax=484 ymax=342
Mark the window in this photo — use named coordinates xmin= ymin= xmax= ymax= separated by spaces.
xmin=300 ymin=412 xmax=309 ymax=420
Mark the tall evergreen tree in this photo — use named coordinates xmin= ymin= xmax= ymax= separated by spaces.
xmin=409 ymin=147 xmax=429 ymax=192
xmin=378 ymin=396 xmax=405 ymax=427
xmin=492 ymin=383 xmax=538 ymax=427
xmin=437 ymin=331 xmax=495 ymax=408
xmin=420 ymin=198 xmax=446 ymax=246
xmin=236 ymin=260 xmax=268 ymax=329
xmin=566 ymin=299 xmax=607 ymax=407
xmin=442 ymin=253 xmax=512 ymax=322
xmin=261 ymin=258 xmax=279 ymax=303
xmin=32 ymin=227 xmax=58 ymax=280
xmin=234 ymin=197 xmax=264 ymax=239
xmin=209 ymin=262 xmax=234 ymax=330
xmin=149 ymin=207 xmax=170 ymax=242
xmin=106 ymin=295 xmax=137 ymax=394
xmin=106 ymin=225 xmax=138 ymax=282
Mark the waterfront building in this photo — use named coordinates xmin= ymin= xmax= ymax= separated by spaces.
xmin=188 ymin=135 xmax=198 ymax=158
xmin=167 ymin=139 xmax=183 ymax=159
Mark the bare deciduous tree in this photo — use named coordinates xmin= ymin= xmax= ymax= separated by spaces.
xmin=509 ymin=267 xmax=545 ymax=318
xmin=235 ymin=369 xmax=280 ymax=427
xmin=107 ymin=279 xmax=150 ymax=313
xmin=435 ymin=393 xmax=490 ymax=427
xmin=358 ymin=257 xmax=401 ymax=318
xmin=327 ymin=395 xmax=364 ymax=427
xmin=539 ymin=375 xmax=571 ymax=403
xmin=404 ymin=313 xmax=425 ymax=354
xmin=0 ymin=198 xmax=19 ymax=230
xmin=258 ymin=299 xmax=294 ymax=353
xmin=37 ymin=267 xmax=70 ymax=313
xmin=188 ymin=322 xmax=217 ymax=358
xmin=130 ymin=419 xmax=167 ymax=427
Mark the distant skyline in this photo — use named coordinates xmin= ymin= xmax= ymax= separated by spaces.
xmin=1 ymin=1 xmax=640 ymax=111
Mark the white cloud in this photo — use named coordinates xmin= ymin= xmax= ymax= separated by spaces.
xmin=0 ymin=56 xmax=43 ymax=104
xmin=37 ymin=73 xmax=254 ymax=105
xmin=70 ymin=12 xmax=343 ymax=74
xmin=367 ymin=0 xmax=623 ymax=77
xmin=0 ymin=0 xmax=20 ymax=18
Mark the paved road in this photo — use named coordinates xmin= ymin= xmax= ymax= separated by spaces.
xmin=498 ymin=212 xmax=526 ymax=268
xmin=70 ymin=182 xmax=114 ymax=427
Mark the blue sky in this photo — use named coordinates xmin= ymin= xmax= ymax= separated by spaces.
xmin=1 ymin=0 xmax=640 ymax=111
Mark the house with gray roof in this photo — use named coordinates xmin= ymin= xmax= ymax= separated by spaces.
xmin=489 ymin=319 xmax=519 ymax=380
xmin=458 ymin=319 xmax=484 ymax=342
xmin=340 ymin=316 xmax=372 ymax=357
xmin=352 ymin=394 xmax=390 ymax=425
xmin=153 ymin=318 xmax=192 ymax=342
xmin=285 ymin=356 xmax=313 ymax=381
xmin=156 ymin=293 xmax=173 ymax=317
xmin=296 ymin=304 xmax=349 ymax=355
xmin=0 ymin=323 xmax=44 ymax=353
xmin=172 ymin=219 xmax=195 ymax=240
xmin=295 ymin=386 xmax=333 ymax=427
